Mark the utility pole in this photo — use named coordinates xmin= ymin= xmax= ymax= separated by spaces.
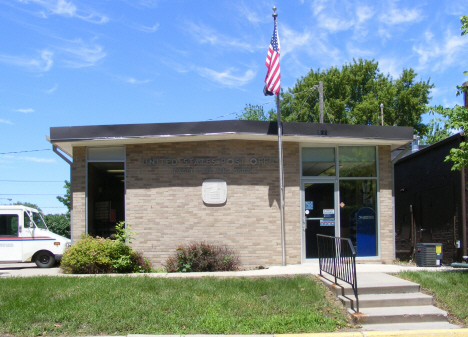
xmin=380 ymin=103 xmax=384 ymax=126
xmin=319 ymin=81 xmax=324 ymax=123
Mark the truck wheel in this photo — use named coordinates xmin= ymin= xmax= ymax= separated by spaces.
xmin=34 ymin=251 xmax=56 ymax=268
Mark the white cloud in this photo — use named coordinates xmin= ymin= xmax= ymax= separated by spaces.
xmin=185 ymin=22 xmax=255 ymax=52
xmin=356 ymin=5 xmax=374 ymax=24
xmin=236 ymin=3 xmax=264 ymax=24
xmin=17 ymin=0 xmax=108 ymax=24
xmin=312 ymin=0 xmax=328 ymax=15
xmin=18 ymin=156 xmax=56 ymax=163
xmin=162 ymin=59 xmax=190 ymax=74
xmin=196 ymin=67 xmax=256 ymax=87
xmin=279 ymin=25 xmax=312 ymax=57
xmin=135 ymin=23 xmax=159 ymax=33
xmin=413 ymin=28 xmax=468 ymax=71
xmin=0 ymin=49 xmax=53 ymax=72
xmin=279 ymin=25 xmax=342 ymax=66
xmin=45 ymin=84 xmax=57 ymax=93
xmin=316 ymin=12 xmax=353 ymax=33
xmin=378 ymin=58 xmax=403 ymax=78
xmin=346 ymin=43 xmax=374 ymax=58
xmin=139 ymin=0 xmax=159 ymax=8
xmin=14 ymin=108 xmax=34 ymax=113
xmin=380 ymin=7 xmax=422 ymax=25
xmin=124 ymin=77 xmax=152 ymax=84
xmin=0 ymin=119 xmax=13 ymax=125
xmin=58 ymin=38 xmax=106 ymax=68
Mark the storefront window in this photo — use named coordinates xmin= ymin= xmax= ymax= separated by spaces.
xmin=339 ymin=146 xmax=376 ymax=177
xmin=339 ymin=179 xmax=377 ymax=257
xmin=302 ymin=145 xmax=379 ymax=259
xmin=302 ymin=147 xmax=335 ymax=176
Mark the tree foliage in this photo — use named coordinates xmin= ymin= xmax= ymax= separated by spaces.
xmin=427 ymin=105 xmax=468 ymax=170
xmin=238 ymin=104 xmax=276 ymax=121
xmin=57 ymin=180 xmax=71 ymax=219
xmin=239 ymin=59 xmax=434 ymax=135
xmin=43 ymin=213 xmax=70 ymax=238
xmin=420 ymin=118 xmax=452 ymax=145
xmin=462 ymin=15 xmax=468 ymax=36
xmin=424 ymin=16 xmax=468 ymax=170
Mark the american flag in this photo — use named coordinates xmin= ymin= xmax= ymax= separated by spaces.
xmin=264 ymin=18 xmax=280 ymax=96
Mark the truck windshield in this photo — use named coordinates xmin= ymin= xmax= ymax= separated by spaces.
xmin=27 ymin=211 xmax=48 ymax=229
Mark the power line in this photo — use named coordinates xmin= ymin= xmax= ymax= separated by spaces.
xmin=0 ymin=149 xmax=51 ymax=155
xmin=0 ymin=194 xmax=62 ymax=196
xmin=0 ymin=180 xmax=64 ymax=183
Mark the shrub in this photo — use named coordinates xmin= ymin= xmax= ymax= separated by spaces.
xmin=60 ymin=235 xmax=152 ymax=274
xmin=165 ymin=242 xmax=240 ymax=272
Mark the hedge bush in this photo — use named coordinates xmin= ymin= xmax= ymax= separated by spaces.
xmin=60 ymin=235 xmax=152 ymax=274
xmin=165 ymin=242 xmax=240 ymax=272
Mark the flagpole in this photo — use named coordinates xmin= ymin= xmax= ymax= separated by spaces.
xmin=277 ymin=90 xmax=286 ymax=266
xmin=264 ymin=6 xmax=285 ymax=266
xmin=271 ymin=7 xmax=286 ymax=267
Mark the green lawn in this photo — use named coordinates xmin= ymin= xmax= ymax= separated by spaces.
xmin=398 ymin=271 xmax=468 ymax=326
xmin=0 ymin=275 xmax=350 ymax=336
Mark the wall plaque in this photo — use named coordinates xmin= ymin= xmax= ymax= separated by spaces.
xmin=202 ymin=179 xmax=227 ymax=205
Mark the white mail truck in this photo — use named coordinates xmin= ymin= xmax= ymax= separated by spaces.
xmin=0 ymin=205 xmax=71 ymax=268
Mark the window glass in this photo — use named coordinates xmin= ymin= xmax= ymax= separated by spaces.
xmin=339 ymin=180 xmax=377 ymax=257
xmin=302 ymin=147 xmax=335 ymax=176
xmin=0 ymin=214 xmax=19 ymax=236
xmin=32 ymin=212 xmax=48 ymax=229
xmin=339 ymin=146 xmax=376 ymax=177
xmin=88 ymin=147 xmax=125 ymax=161
xmin=24 ymin=212 xmax=32 ymax=228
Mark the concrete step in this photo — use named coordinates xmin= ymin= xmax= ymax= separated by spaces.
xmin=360 ymin=321 xmax=461 ymax=331
xmin=319 ymin=274 xmax=420 ymax=296
xmin=352 ymin=305 xmax=448 ymax=324
xmin=339 ymin=292 xmax=433 ymax=309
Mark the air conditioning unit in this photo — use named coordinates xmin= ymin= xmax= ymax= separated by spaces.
xmin=415 ymin=243 xmax=443 ymax=267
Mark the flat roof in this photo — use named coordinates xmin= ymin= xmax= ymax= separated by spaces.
xmin=49 ymin=120 xmax=414 ymax=157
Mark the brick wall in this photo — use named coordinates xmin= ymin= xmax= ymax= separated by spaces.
xmin=71 ymin=146 xmax=86 ymax=243
xmin=378 ymin=145 xmax=393 ymax=263
xmin=125 ymin=140 xmax=300 ymax=269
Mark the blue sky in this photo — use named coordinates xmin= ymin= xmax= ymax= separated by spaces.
xmin=0 ymin=0 xmax=467 ymax=213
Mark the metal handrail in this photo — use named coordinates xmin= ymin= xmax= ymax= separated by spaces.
xmin=317 ymin=234 xmax=359 ymax=312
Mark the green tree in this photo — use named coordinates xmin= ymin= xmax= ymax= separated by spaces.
xmin=43 ymin=213 xmax=70 ymax=238
xmin=462 ymin=15 xmax=468 ymax=36
xmin=57 ymin=180 xmax=71 ymax=220
xmin=425 ymin=16 xmax=468 ymax=170
xmin=238 ymin=104 xmax=276 ymax=121
xmin=239 ymin=59 xmax=434 ymax=135
xmin=420 ymin=118 xmax=452 ymax=145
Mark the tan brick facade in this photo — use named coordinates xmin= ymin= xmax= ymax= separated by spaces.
xmin=70 ymin=140 xmax=395 ymax=268
xmin=378 ymin=145 xmax=393 ymax=263
xmin=71 ymin=146 xmax=86 ymax=242
xmin=125 ymin=140 xmax=300 ymax=268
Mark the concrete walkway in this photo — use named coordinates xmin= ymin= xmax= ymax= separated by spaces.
xmin=1 ymin=262 xmax=464 ymax=278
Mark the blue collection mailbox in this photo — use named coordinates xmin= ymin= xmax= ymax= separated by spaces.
xmin=356 ymin=207 xmax=376 ymax=257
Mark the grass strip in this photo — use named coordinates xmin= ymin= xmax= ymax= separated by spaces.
xmin=0 ymin=275 xmax=349 ymax=336
xmin=398 ymin=270 xmax=468 ymax=326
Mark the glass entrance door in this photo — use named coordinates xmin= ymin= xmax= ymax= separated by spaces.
xmin=303 ymin=182 xmax=337 ymax=259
